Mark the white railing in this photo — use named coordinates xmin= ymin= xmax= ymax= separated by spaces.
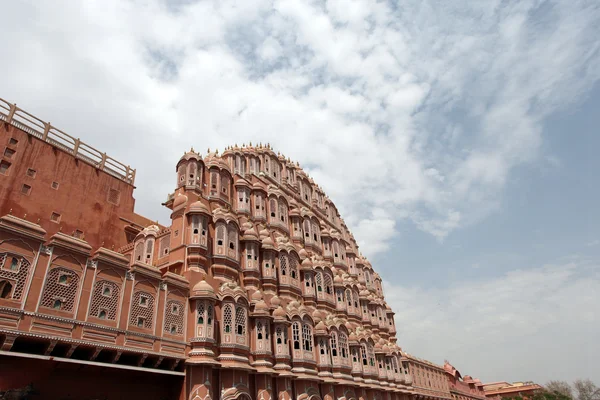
xmin=0 ymin=97 xmax=135 ymax=185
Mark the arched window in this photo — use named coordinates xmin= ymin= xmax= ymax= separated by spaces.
xmin=319 ymin=338 xmax=328 ymax=355
xmin=235 ymin=306 xmax=246 ymax=336
xmin=276 ymin=326 xmax=283 ymax=344
xmin=303 ymin=220 xmax=311 ymax=240
xmin=197 ymin=301 xmax=205 ymax=324
xmin=278 ymin=199 xmax=287 ymax=224
xmin=144 ymin=239 xmax=154 ymax=262
xmin=279 ymin=253 xmax=287 ymax=277
xmin=312 ymin=221 xmax=319 ymax=242
xmin=302 ymin=324 xmax=313 ymax=351
xmin=339 ymin=332 xmax=349 ymax=358
xmin=134 ymin=242 xmax=144 ymax=261
xmin=227 ymin=224 xmax=238 ymax=259
xmin=330 ymin=331 xmax=338 ymax=357
xmin=353 ymin=291 xmax=359 ymax=310
xmin=254 ymin=193 xmax=265 ymax=218
xmin=223 ymin=304 xmax=233 ymax=333
xmin=269 ymin=198 xmax=277 ymax=220
xmin=220 ymin=172 xmax=230 ymax=199
xmin=367 ymin=343 xmax=376 ymax=367
xmin=210 ymin=170 xmax=218 ymax=196
xmin=361 ymin=344 xmax=368 ymax=366
xmin=292 ymin=322 xmax=301 ymax=350
xmin=324 ymin=274 xmax=333 ymax=295
xmin=333 ymin=241 xmax=339 ymax=259
xmin=346 ymin=289 xmax=352 ymax=307
xmin=215 ymin=223 xmax=226 ymax=255
xmin=316 ymin=272 xmax=323 ymax=292
xmin=289 ymin=255 xmax=298 ymax=280
xmin=257 ymin=320 xmax=264 ymax=339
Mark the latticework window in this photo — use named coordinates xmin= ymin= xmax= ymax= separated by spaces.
xmin=134 ymin=242 xmax=144 ymax=262
xmin=278 ymin=199 xmax=287 ymax=223
xmin=254 ymin=193 xmax=265 ymax=217
xmin=346 ymin=289 xmax=352 ymax=307
xmin=220 ymin=172 xmax=230 ymax=198
xmin=353 ymin=291 xmax=360 ymax=309
xmin=235 ymin=306 xmax=246 ymax=335
xmin=144 ymin=240 xmax=154 ymax=262
xmin=269 ymin=199 xmax=277 ymax=220
xmin=302 ymin=324 xmax=313 ymax=351
xmin=368 ymin=344 xmax=376 ymax=367
xmin=164 ymin=299 xmax=184 ymax=335
xmin=158 ymin=236 xmax=170 ymax=257
xmin=339 ymin=332 xmax=349 ymax=358
xmin=292 ymin=322 xmax=301 ymax=349
xmin=324 ymin=274 xmax=332 ymax=295
xmin=392 ymin=356 xmax=399 ymax=373
xmin=227 ymin=224 xmax=238 ymax=259
xmin=237 ymin=188 xmax=250 ymax=211
xmin=223 ymin=304 xmax=233 ymax=333
xmin=40 ymin=267 xmax=80 ymax=312
xmin=289 ymin=255 xmax=298 ymax=280
xmin=215 ymin=223 xmax=226 ymax=254
xmin=315 ymin=272 xmax=323 ymax=292
xmin=303 ymin=219 xmax=311 ymax=240
xmin=89 ymin=280 xmax=119 ymax=320
xmin=361 ymin=344 xmax=368 ymax=365
xmin=319 ymin=338 xmax=328 ymax=355
xmin=257 ymin=320 xmax=264 ymax=339
xmin=129 ymin=291 xmax=155 ymax=329
xmin=312 ymin=221 xmax=319 ymax=242
xmin=197 ymin=301 xmax=206 ymax=324
xmin=210 ymin=171 xmax=218 ymax=195
xmin=330 ymin=332 xmax=338 ymax=357
xmin=0 ymin=253 xmax=30 ymax=300
xmin=279 ymin=253 xmax=287 ymax=277
xmin=333 ymin=241 xmax=339 ymax=259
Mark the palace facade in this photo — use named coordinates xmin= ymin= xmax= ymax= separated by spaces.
xmin=0 ymin=97 xmax=523 ymax=400
xmin=0 ymin=97 xmax=415 ymax=400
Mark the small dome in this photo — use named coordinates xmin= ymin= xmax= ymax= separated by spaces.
xmin=298 ymin=248 xmax=308 ymax=259
xmin=188 ymin=200 xmax=210 ymax=214
xmin=301 ymin=258 xmax=313 ymax=269
xmin=270 ymin=295 xmax=281 ymax=307
xmin=349 ymin=332 xmax=358 ymax=341
xmin=273 ymin=306 xmax=287 ymax=317
xmin=251 ymin=290 xmax=263 ymax=301
xmin=191 ymin=279 xmax=216 ymax=299
xmin=173 ymin=193 xmax=188 ymax=208
xmin=315 ymin=321 xmax=327 ymax=331
xmin=255 ymin=299 xmax=269 ymax=311
xmin=333 ymin=275 xmax=343 ymax=284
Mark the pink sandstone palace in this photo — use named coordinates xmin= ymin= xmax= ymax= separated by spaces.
xmin=0 ymin=97 xmax=528 ymax=400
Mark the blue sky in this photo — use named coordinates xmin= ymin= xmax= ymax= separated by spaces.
xmin=1 ymin=0 xmax=598 ymax=386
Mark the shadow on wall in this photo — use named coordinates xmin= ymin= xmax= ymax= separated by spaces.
xmin=0 ymin=356 xmax=182 ymax=400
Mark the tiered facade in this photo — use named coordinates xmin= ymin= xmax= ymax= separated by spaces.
xmin=0 ymin=98 xmax=416 ymax=400
xmin=0 ymin=97 xmax=511 ymax=400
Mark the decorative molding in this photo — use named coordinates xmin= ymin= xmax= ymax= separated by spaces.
xmin=40 ymin=244 xmax=53 ymax=255
xmin=126 ymin=271 xmax=135 ymax=280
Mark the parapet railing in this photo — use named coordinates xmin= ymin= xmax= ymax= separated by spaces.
xmin=0 ymin=97 xmax=135 ymax=185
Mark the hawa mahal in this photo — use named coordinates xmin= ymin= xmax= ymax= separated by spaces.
xmin=0 ymin=97 xmax=493 ymax=400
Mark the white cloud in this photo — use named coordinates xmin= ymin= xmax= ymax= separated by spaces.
xmin=386 ymin=260 xmax=600 ymax=384
xmin=0 ymin=0 xmax=598 ymax=256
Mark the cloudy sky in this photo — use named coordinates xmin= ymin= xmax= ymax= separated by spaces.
xmin=1 ymin=0 xmax=599 ymax=386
